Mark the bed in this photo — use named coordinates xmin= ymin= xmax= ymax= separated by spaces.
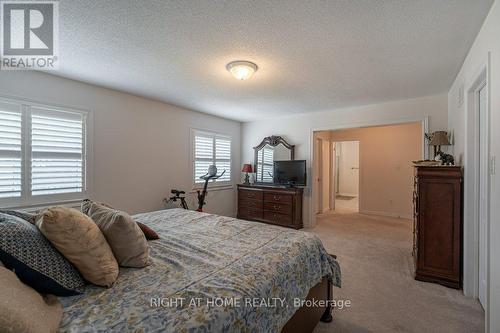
xmin=59 ymin=209 xmax=341 ymax=332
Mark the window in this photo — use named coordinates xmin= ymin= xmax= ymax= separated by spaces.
xmin=0 ymin=97 xmax=89 ymax=207
xmin=193 ymin=130 xmax=231 ymax=185
xmin=256 ymin=145 xmax=274 ymax=182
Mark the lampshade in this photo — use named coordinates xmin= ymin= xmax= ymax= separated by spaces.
xmin=226 ymin=61 xmax=258 ymax=80
xmin=242 ymin=164 xmax=253 ymax=173
xmin=429 ymin=131 xmax=451 ymax=146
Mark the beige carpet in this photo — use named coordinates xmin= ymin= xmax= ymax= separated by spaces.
xmin=307 ymin=208 xmax=484 ymax=333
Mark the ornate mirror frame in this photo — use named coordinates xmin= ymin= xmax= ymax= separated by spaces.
xmin=253 ymin=136 xmax=295 ymax=176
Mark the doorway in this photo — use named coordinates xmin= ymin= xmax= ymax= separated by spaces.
xmin=311 ymin=119 xmax=427 ymax=224
xmin=333 ymin=141 xmax=359 ymax=212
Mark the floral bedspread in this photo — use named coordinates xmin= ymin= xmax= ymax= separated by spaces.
xmin=59 ymin=209 xmax=341 ymax=333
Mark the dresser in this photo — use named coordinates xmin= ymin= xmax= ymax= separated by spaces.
xmin=237 ymin=184 xmax=304 ymax=229
xmin=413 ymin=166 xmax=462 ymax=289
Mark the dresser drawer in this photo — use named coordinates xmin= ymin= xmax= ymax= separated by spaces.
xmin=264 ymin=202 xmax=292 ymax=214
xmin=238 ymin=207 xmax=263 ymax=220
xmin=239 ymin=198 xmax=263 ymax=210
xmin=239 ymin=190 xmax=263 ymax=201
xmin=263 ymin=211 xmax=293 ymax=226
xmin=264 ymin=193 xmax=293 ymax=204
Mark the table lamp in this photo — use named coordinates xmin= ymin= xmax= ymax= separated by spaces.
xmin=242 ymin=164 xmax=253 ymax=184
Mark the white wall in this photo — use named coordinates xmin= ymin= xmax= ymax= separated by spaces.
xmin=242 ymin=93 xmax=447 ymax=227
xmin=447 ymin=1 xmax=500 ymax=331
xmin=0 ymin=71 xmax=241 ymax=217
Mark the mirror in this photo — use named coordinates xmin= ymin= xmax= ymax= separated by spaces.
xmin=254 ymin=136 xmax=295 ymax=183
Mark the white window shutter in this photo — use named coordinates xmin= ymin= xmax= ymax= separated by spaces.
xmin=30 ymin=107 xmax=84 ymax=196
xmin=194 ymin=135 xmax=213 ymax=183
xmin=193 ymin=131 xmax=231 ymax=185
xmin=215 ymin=137 xmax=231 ymax=182
xmin=0 ymin=102 xmax=22 ymax=198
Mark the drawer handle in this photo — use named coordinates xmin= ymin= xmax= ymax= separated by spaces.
xmin=273 ymin=195 xmax=280 ymax=200
xmin=274 ymin=205 xmax=280 ymax=210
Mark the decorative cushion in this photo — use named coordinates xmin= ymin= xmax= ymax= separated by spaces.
xmin=36 ymin=207 xmax=119 ymax=287
xmin=82 ymin=200 xmax=150 ymax=268
xmin=0 ymin=213 xmax=85 ymax=296
xmin=137 ymin=221 xmax=160 ymax=240
xmin=0 ymin=266 xmax=63 ymax=333
xmin=0 ymin=209 xmax=36 ymax=224
xmin=81 ymin=199 xmax=160 ymax=240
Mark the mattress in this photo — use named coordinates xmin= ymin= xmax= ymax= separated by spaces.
xmin=59 ymin=209 xmax=341 ymax=332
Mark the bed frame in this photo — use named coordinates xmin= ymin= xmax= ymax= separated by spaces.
xmin=281 ymin=277 xmax=333 ymax=333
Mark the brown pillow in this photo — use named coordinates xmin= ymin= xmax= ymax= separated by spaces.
xmin=81 ymin=199 xmax=159 ymax=240
xmin=137 ymin=222 xmax=160 ymax=240
xmin=82 ymin=201 xmax=150 ymax=268
xmin=0 ymin=266 xmax=62 ymax=333
xmin=36 ymin=207 xmax=119 ymax=287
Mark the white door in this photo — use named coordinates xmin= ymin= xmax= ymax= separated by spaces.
xmin=478 ymin=83 xmax=488 ymax=309
xmin=337 ymin=141 xmax=360 ymax=197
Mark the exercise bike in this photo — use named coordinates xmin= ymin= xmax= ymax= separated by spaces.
xmin=164 ymin=166 xmax=226 ymax=212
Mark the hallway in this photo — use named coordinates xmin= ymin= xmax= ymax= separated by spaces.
xmin=309 ymin=211 xmax=484 ymax=333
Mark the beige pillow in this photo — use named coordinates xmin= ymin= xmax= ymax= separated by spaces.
xmin=82 ymin=201 xmax=150 ymax=268
xmin=0 ymin=267 xmax=62 ymax=333
xmin=36 ymin=207 xmax=119 ymax=287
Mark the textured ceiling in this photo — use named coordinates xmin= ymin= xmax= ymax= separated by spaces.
xmin=54 ymin=0 xmax=493 ymax=122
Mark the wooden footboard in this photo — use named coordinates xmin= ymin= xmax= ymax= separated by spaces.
xmin=281 ymin=277 xmax=332 ymax=333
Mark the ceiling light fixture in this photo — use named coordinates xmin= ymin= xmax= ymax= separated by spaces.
xmin=226 ymin=61 xmax=258 ymax=80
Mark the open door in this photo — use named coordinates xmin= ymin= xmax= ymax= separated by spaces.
xmin=332 ymin=141 xmax=359 ymax=213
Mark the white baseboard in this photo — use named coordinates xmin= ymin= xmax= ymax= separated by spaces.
xmin=359 ymin=209 xmax=412 ymax=220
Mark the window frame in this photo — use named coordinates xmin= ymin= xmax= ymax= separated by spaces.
xmin=191 ymin=128 xmax=232 ymax=189
xmin=0 ymin=95 xmax=92 ymax=209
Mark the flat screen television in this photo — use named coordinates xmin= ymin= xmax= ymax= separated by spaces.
xmin=273 ymin=160 xmax=306 ymax=186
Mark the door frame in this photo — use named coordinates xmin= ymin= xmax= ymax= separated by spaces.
xmin=315 ymin=138 xmax=323 ymax=214
xmin=329 ymin=141 xmax=335 ymax=211
xmin=463 ymin=54 xmax=490 ymax=328
xmin=309 ymin=115 xmax=429 ymax=227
